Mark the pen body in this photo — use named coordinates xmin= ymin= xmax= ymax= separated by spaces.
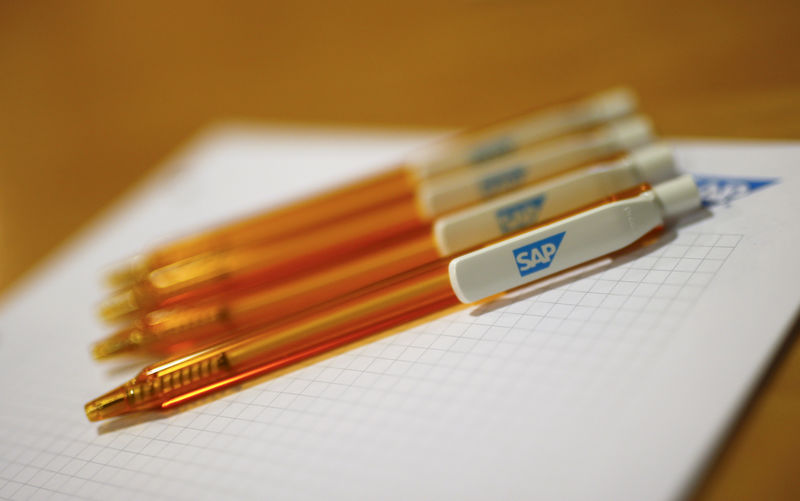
xmin=108 ymin=167 xmax=415 ymax=286
xmin=106 ymin=88 xmax=637 ymax=289
xmin=412 ymin=87 xmax=636 ymax=177
xmin=94 ymin=145 xmax=676 ymax=357
xmin=140 ymin=168 xmax=416 ymax=269
xmin=416 ymin=116 xmax=652 ymax=217
xmin=449 ymin=176 xmax=701 ymax=302
xmin=87 ymin=261 xmax=458 ymax=420
xmin=96 ymin=233 xmax=443 ymax=357
xmin=433 ymin=144 xmax=674 ymax=255
xmin=450 ymin=190 xmax=662 ymax=302
xmin=101 ymin=198 xmax=429 ymax=320
xmin=87 ymin=176 xmax=700 ymax=420
xmin=101 ymin=118 xmax=652 ymax=323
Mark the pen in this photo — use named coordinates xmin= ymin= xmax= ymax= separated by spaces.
xmin=86 ymin=175 xmax=700 ymax=421
xmin=107 ymin=88 xmax=637 ymax=288
xmin=100 ymin=115 xmax=653 ymax=322
xmin=92 ymin=144 xmax=676 ymax=358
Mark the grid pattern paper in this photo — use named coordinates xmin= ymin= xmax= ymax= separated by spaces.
xmin=0 ymin=231 xmax=739 ymax=501
xmin=3 ymin=133 xmax=800 ymax=501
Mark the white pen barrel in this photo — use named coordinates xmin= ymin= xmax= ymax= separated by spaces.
xmin=416 ymin=115 xmax=653 ymax=218
xmin=433 ymin=168 xmax=636 ymax=256
xmin=448 ymin=175 xmax=700 ymax=303
xmin=433 ymin=143 xmax=677 ymax=256
xmin=411 ymin=87 xmax=637 ymax=179
xmin=448 ymin=193 xmax=663 ymax=303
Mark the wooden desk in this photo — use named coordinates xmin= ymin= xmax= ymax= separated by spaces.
xmin=1 ymin=1 xmax=798 ymax=498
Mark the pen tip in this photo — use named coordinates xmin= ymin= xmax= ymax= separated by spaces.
xmin=98 ymin=289 xmax=140 ymax=323
xmin=91 ymin=328 xmax=144 ymax=359
xmin=85 ymin=387 xmax=129 ymax=422
xmin=105 ymin=257 xmax=148 ymax=289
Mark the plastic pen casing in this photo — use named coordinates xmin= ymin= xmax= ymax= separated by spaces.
xmin=410 ymin=87 xmax=637 ymax=178
xmin=86 ymin=176 xmax=700 ymax=421
xmin=107 ymin=88 xmax=636 ymax=288
xmin=449 ymin=175 xmax=700 ymax=302
xmin=432 ymin=143 xmax=674 ymax=255
xmin=93 ymin=144 xmax=676 ymax=358
xmin=416 ymin=115 xmax=651 ymax=217
xmin=100 ymin=116 xmax=653 ymax=321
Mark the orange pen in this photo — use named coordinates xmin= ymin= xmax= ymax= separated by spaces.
xmin=105 ymin=88 xmax=637 ymax=288
xmin=100 ymin=115 xmax=653 ymax=323
xmin=85 ymin=175 xmax=701 ymax=421
xmin=100 ymin=197 xmax=428 ymax=321
xmin=92 ymin=144 xmax=676 ymax=358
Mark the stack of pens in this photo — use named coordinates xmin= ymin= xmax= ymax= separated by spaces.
xmin=86 ymin=88 xmax=703 ymax=421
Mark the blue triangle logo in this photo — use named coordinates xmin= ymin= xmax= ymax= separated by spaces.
xmin=693 ymin=175 xmax=778 ymax=207
xmin=495 ymin=193 xmax=547 ymax=233
xmin=512 ymin=231 xmax=565 ymax=277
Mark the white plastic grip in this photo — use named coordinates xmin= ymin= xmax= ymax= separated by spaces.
xmin=433 ymin=143 xmax=677 ymax=256
xmin=651 ymin=175 xmax=702 ymax=219
xmin=410 ymin=87 xmax=639 ymax=179
xmin=415 ymin=115 xmax=654 ymax=219
xmin=448 ymin=175 xmax=700 ymax=303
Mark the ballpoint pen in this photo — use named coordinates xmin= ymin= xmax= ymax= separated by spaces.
xmin=92 ymin=144 xmax=677 ymax=358
xmin=85 ymin=174 xmax=700 ymax=421
xmin=106 ymin=88 xmax=637 ymax=288
xmin=99 ymin=115 xmax=653 ymax=322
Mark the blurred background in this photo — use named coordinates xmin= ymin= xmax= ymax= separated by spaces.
xmin=1 ymin=1 xmax=798 ymax=499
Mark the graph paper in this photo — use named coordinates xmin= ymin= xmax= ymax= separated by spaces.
xmin=1 ymin=127 xmax=799 ymax=501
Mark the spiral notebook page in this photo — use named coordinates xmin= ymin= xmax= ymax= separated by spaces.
xmin=1 ymin=126 xmax=799 ymax=501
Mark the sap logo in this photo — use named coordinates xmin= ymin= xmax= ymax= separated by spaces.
xmin=479 ymin=167 xmax=526 ymax=197
xmin=495 ymin=194 xmax=546 ymax=234
xmin=693 ymin=175 xmax=778 ymax=207
xmin=469 ymin=137 xmax=515 ymax=164
xmin=512 ymin=231 xmax=565 ymax=277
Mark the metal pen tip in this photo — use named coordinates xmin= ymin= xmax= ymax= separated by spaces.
xmin=91 ymin=328 xmax=144 ymax=359
xmin=98 ymin=289 xmax=140 ymax=323
xmin=105 ymin=257 xmax=148 ymax=289
xmin=85 ymin=387 xmax=129 ymax=422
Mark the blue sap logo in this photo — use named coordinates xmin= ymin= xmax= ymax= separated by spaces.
xmin=495 ymin=194 xmax=546 ymax=234
xmin=693 ymin=175 xmax=778 ymax=207
xmin=479 ymin=167 xmax=526 ymax=197
xmin=469 ymin=137 xmax=515 ymax=164
xmin=512 ymin=231 xmax=566 ymax=277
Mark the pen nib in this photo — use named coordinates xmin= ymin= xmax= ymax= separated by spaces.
xmin=85 ymin=387 xmax=129 ymax=422
xmin=99 ymin=289 xmax=140 ymax=323
xmin=91 ymin=328 xmax=145 ymax=359
xmin=105 ymin=257 xmax=147 ymax=289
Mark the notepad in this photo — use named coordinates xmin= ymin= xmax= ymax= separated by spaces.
xmin=1 ymin=124 xmax=798 ymax=501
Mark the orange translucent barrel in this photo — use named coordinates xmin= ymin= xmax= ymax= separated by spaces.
xmin=107 ymin=167 xmax=417 ymax=287
xmin=94 ymin=232 xmax=443 ymax=357
xmin=86 ymin=261 xmax=459 ymax=420
xmin=101 ymin=196 xmax=430 ymax=321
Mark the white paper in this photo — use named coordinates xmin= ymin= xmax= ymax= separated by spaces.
xmin=0 ymin=124 xmax=798 ymax=501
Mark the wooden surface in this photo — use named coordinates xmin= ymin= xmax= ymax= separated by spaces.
xmin=1 ymin=1 xmax=798 ymax=499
